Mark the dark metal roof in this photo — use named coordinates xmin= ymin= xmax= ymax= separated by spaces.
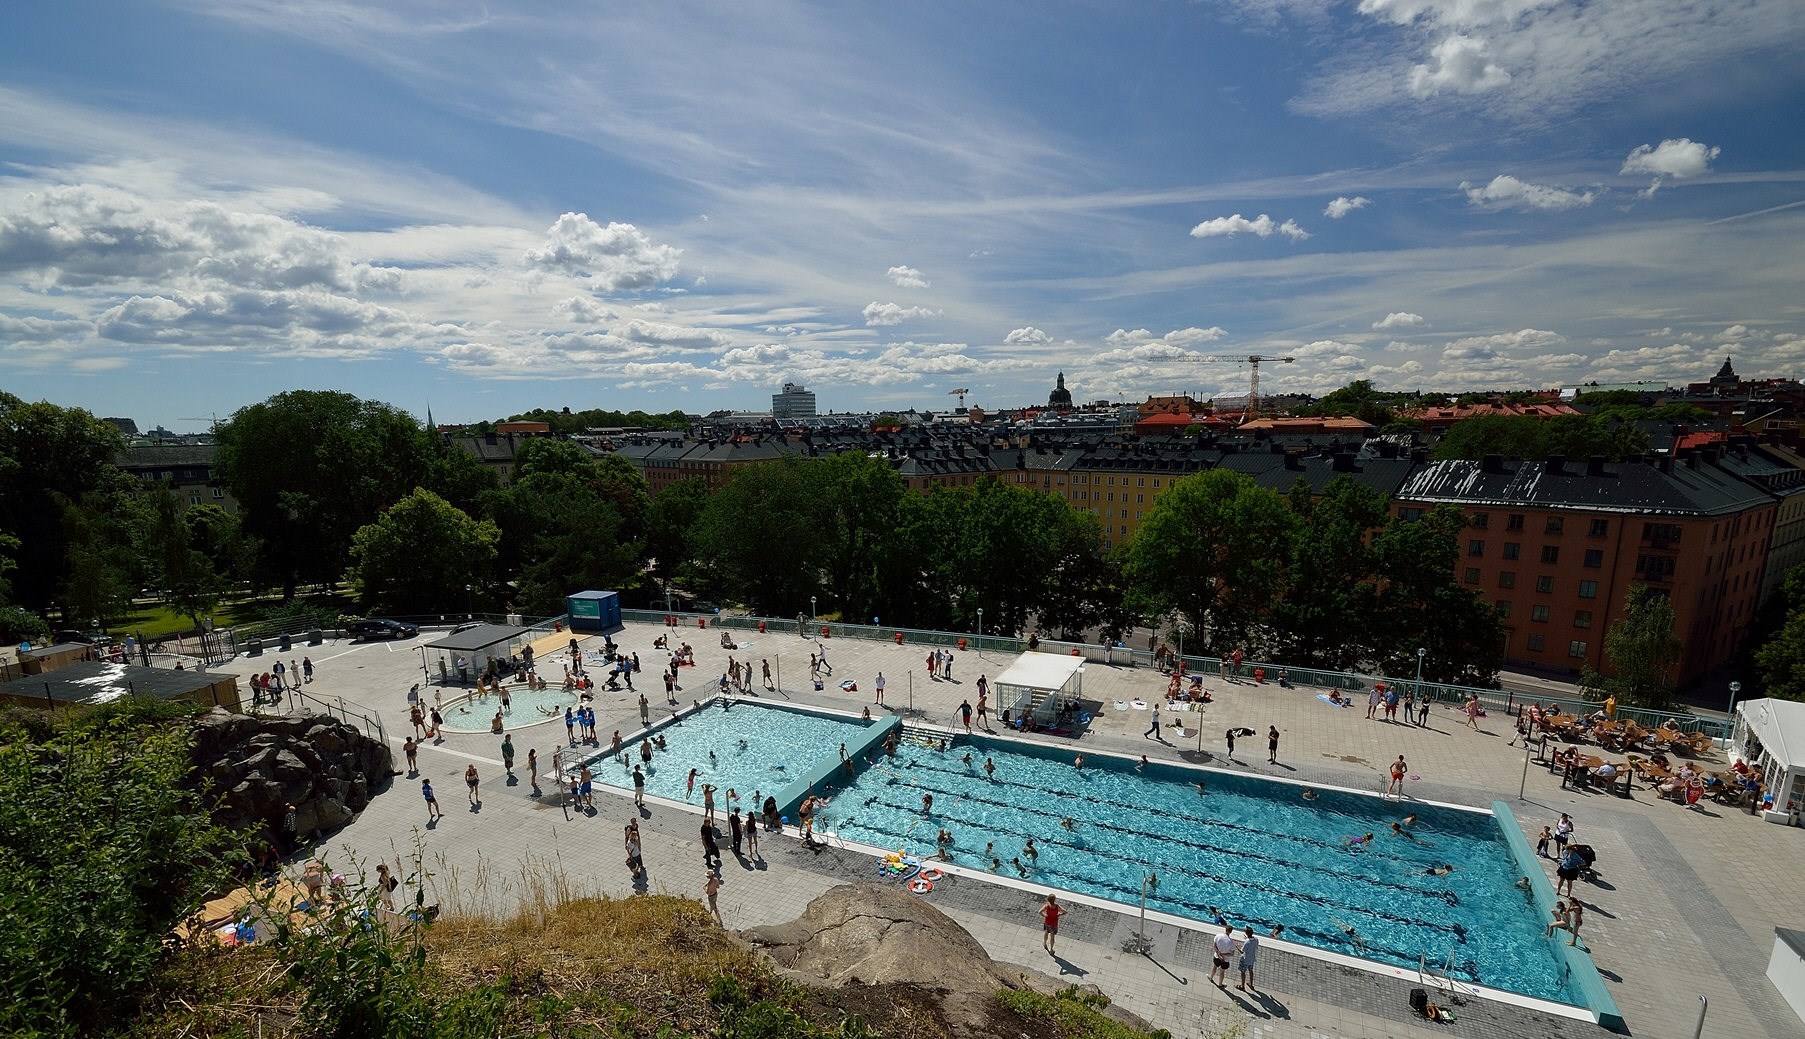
xmin=424 ymin=624 xmax=534 ymax=652
xmin=0 ymin=659 xmax=237 ymax=707
xmin=1395 ymin=457 xmax=1774 ymax=516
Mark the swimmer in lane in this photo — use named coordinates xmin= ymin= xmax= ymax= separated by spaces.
xmin=1426 ymin=864 xmax=1457 ymax=876
xmin=1022 ymin=837 xmax=1038 ymax=860
xmin=1343 ymin=832 xmax=1375 ymax=848
xmin=1060 ymin=817 xmax=1076 ymax=832
xmin=983 ymin=757 xmax=996 ymax=779
xmin=1301 ymin=788 xmax=1318 ymax=801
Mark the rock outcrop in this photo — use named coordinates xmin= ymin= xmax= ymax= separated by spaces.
xmin=189 ymin=708 xmax=393 ymax=846
xmin=741 ymin=882 xmax=1152 ymax=1035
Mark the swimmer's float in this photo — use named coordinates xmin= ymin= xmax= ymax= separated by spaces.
xmin=908 ymin=877 xmax=933 ymax=894
xmin=919 ymin=867 xmax=945 ymax=882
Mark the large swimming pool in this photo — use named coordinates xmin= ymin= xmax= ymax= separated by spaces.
xmin=577 ymin=701 xmax=1581 ymax=1005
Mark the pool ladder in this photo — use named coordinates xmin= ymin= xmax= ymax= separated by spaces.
xmin=1418 ymin=948 xmax=1469 ymax=1005
xmin=900 ymin=720 xmax=955 ymax=747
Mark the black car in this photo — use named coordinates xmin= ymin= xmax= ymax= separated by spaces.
xmin=346 ymin=619 xmax=419 ymax=642
xmin=52 ymin=629 xmax=114 ymax=648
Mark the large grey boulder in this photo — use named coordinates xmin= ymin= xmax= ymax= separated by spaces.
xmin=741 ymin=882 xmax=1152 ymax=1036
xmin=189 ymin=708 xmax=393 ymax=848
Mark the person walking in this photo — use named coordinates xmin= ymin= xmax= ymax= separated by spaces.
xmin=1144 ymin=700 xmax=1163 ymax=740
xmin=1388 ymin=755 xmax=1407 ymax=796
xmin=527 ymin=748 xmax=541 ymax=797
xmin=403 ymin=736 xmax=418 ymax=775
xmin=1417 ymin=695 xmax=1431 ymax=727
xmin=422 ymin=778 xmax=442 ymax=821
xmin=1267 ymin=725 xmax=1281 ymax=764
xmin=943 ymin=651 xmax=953 ymax=682
xmin=1554 ymin=812 xmax=1574 ymax=853
xmin=1235 ymin=927 xmax=1260 ymax=991
xmin=1464 ymin=693 xmax=1482 ymax=730
xmin=874 ymin=671 xmax=886 ymax=704
xmin=762 ymin=658 xmax=773 ymax=690
xmin=375 ymin=862 xmax=397 ymax=911
xmin=501 ymin=734 xmax=516 ymax=778
xmin=1040 ymin=893 xmax=1067 ymax=953
xmin=302 ymin=655 xmax=314 ymax=684
xmin=704 ymin=872 xmax=723 ymax=926
xmin=976 ymin=689 xmax=989 ymax=730
xmin=428 ymin=707 xmax=443 ymax=741
xmin=816 ymin=641 xmax=831 ymax=675
xmin=701 ymin=821 xmax=722 ymax=872
xmin=1366 ymin=684 xmax=1381 ymax=720
xmin=410 ymin=704 xmax=426 ymax=739
xmin=960 ymin=699 xmax=973 ymax=731
xmin=632 ymin=764 xmax=646 ymax=806
xmin=465 ymin=764 xmax=481 ymax=807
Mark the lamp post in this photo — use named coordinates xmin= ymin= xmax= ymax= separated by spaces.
xmin=1728 ymin=680 xmax=1742 ymax=723
xmin=465 ymin=584 xmax=474 ymax=618
xmin=977 ymin=608 xmax=984 ymax=658
xmin=810 ymin=597 xmax=817 ymax=624
xmin=1415 ymin=647 xmax=1427 ymax=697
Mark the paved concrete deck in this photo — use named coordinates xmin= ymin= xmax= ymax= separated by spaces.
xmin=212 ymin=621 xmax=1800 ymax=1038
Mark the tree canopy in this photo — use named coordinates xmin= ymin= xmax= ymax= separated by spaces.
xmin=0 ymin=392 xmax=127 ymax=614
xmin=1582 ymin=585 xmax=1683 ymax=710
xmin=347 ymin=488 xmax=500 ymax=614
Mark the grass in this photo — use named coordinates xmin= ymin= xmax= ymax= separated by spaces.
xmin=106 ymin=590 xmax=356 ymax=642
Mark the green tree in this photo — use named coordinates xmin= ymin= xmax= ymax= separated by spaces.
xmin=1116 ymin=469 xmax=1296 ymax=653
xmin=690 ymin=458 xmax=830 ymax=614
xmin=511 ymin=438 xmax=599 ymax=482
xmin=1296 ymin=379 xmax=1402 ymax=427
xmin=1369 ymin=505 xmax=1505 ymax=685
xmin=930 ymin=478 xmax=1102 ymax=637
xmin=0 ymin=700 xmax=237 ymax=1038
xmin=1753 ymin=564 xmax=1805 ymax=702
xmin=1269 ymin=476 xmax=1388 ymax=670
xmin=0 ymin=392 xmax=127 ymax=614
xmin=347 ymin=488 xmax=500 ymax=614
xmin=425 ymin=438 xmax=499 ymax=515
xmin=214 ymin=391 xmax=434 ymax=598
xmin=645 ymin=477 xmax=712 ymax=592
xmin=146 ymin=485 xmax=223 ymax=628
xmin=55 ymin=469 xmax=150 ymax=628
xmin=500 ymin=470 xmax=643 ymax=615
xmin=815 ymin=452 xmax=910 ymax=624
xmin=1581 ymin=585 xmax=1684 ymax=709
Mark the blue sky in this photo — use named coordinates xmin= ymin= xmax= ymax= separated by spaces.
xmin=3 ymin=0 xmax=1804 ymax=428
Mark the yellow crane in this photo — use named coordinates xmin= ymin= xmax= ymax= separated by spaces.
xmin=1162 ymin=354 xmax=1295 ymax=420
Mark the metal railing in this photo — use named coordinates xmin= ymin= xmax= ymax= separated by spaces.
xmin=247 ymin=685 xmax=386 ymax=744
xmin=617 ymin=607 xmax=1730 ymax=740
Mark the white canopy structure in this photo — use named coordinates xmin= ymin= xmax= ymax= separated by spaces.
xmin=1733 ymin=698 xmax=1805 ymax=825
xmin=992 ymin=651 xmax=1085 ymax=727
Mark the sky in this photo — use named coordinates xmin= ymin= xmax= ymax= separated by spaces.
xmin=3 ymin=0 xmax=1805 ymax=429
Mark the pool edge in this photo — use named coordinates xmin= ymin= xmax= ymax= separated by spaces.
xmin=1492 ymin=800 xmax=1626 ymax=1033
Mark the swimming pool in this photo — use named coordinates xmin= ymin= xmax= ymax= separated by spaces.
xmin=584 ymin=701 xmax=873 ymax=815
xmin=810 ymin=734 xmax=1581 ymax=1005
xmin=436 ymin=681 xmax=651 ymax=733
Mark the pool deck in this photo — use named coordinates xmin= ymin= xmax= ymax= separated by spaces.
xmin=218 ymin=622 xmax=1802 ymax=1038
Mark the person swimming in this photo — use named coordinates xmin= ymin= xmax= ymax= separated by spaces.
xmin=1011 ymin=857 xmax=1029 ymax=877
xmin=983 ymin=757 xmax=996 ymax=778
xmin=1023 ymin=837 xmax=1038 ymax=860
xmin=1301 ymin=788 xmax=1318 ymax=800
xmin=1401 ymin=813 xmax=1418 ymax=826
xmin=1426 ymin=864 xmax=1457 ymax=876
xmin=962 ymin=752 xmax=973 ymax=766
xmin=1344 ymin=832 xmax=1375 ymax=847
xmin=1059 ymin=817 xmax=1076 ymax=832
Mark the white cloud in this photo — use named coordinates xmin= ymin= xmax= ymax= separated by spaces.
xmin=1189 ymin=213 xmax=1310 ymax=241
xmin=522 ymin=213 xmax=680 ymax=291
xmin=1003 ymin=326 xmax=1051 ymax=345
xmin=1461 ymin=175 xmax=1595 ymax=211
xmin=1358 ymin=0 xmax=1556 ymax=28
xmin=1373 ymin=312 xmax=1427 ymax=330
xmin=552 ymin=296 xmax=614 ymax=323
xmin=862 ymin=301 xmax=939 ymax=326
xmin=1409 ymin=35 xmax=1511 ymax=97
xmin=1623 ymin=138 xmax=1721 ymax=199
xmin=617 ymin=318 xmax=733 ymax=350
xmin=886 ymin=265 xmax=930 ymax=288
xmin=1441 ymin=327 xmax=1565 ymax=361
xmin=1323 ymin=196 xmax=1371 ymax=219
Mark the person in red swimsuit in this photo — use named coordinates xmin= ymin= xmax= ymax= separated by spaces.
xmin=1040 ymin=893 xmax=1068 ymax=953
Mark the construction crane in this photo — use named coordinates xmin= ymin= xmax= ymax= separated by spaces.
xmin=948 ymin=388 xmax=970 ymax=410
xmin=1160 ymin=355 xmax=1295 ymax=420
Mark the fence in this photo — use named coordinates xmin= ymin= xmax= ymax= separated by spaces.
xmin=618 ymin=607 xmax=1732 ymax=741
xmin=246 ymin=685 xmax=387 ymax=744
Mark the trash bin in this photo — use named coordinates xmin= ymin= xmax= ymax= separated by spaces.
xmin=893 ymin=632 xmax=904 ymax=644
xmin=308 ymin=628 xmax=323 ymax=646
xmin=820 ymin=626 xmax=831 ymax=638
xmin=757 ymin=621 xmax=767 ymax=633
xmin=279 ymin=634 xmax=293 ymax=652
xmin=957 ymin=638 xmax=968 ymax=651
xmin=698 ymin=617 xmax=707 ymax=629
xmin=247 ymin=638 xmax=263 ymax=657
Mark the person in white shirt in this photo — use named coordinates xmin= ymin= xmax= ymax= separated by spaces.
xmin=1235 ymin=927 xmax=1260 ymax=991
xmin=1210 ymin=923 xmax=1237 ymax=986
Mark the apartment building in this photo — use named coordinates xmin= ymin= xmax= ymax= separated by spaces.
xmin=1394 ymin=451 xmax=1777 ymax=684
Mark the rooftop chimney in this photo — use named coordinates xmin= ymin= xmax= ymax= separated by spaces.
xmin=1586 ymin=455 xmax=1607 ymax=477
xmin=1284 ymin=452 xmax=1304 ymax=471
xmin=1481 ymin=454 xmax=1505 ymax=474
xmin=1544 ymin=456 xmax=1565 ymax=476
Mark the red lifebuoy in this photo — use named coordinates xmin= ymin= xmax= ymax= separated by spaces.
xmin=908 ymin=877 xmax=933 ymax=894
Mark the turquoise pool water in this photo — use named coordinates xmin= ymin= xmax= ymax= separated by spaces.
xmin=436 ymin=684 xmax=616 ymax=732
xmin=815 ymin=736 xmax=1580 ymax=1005
xmin=584 ymin=701 xmax=871 ymax=814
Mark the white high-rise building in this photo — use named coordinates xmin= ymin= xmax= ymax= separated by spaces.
xmin=772 ymin=382 xmax=817 ymax=422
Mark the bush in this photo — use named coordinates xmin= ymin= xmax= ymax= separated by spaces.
xmin=0 ymin=603 xmax=48 ymax=643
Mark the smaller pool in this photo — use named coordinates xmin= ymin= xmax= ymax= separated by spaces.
xmin=436 ymin=683 xmax=640 ymax=732
xmin=583 ymin=700 xmax=872 ymax=816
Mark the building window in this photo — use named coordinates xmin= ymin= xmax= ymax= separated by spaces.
xmin=1583 ymin=549 xmax=1603 ymax=568
xmin=1137 ymin=494 xmax=1144 ymax=504
xmin=1569 ymin=640 xmax=1588 ymax=659
xmin=1503 ymin=543 xmax=1520 ymax=560
xmin=1531 ymin=605 xmax=1550 ymax=622
xmin=1507 ymin=514 xmax=1525 ymax=532
xmin=1138 ymin=477 xmax=1145 ymax=487
xmin=1541 ymin=546 xmax=1560 ymax=564
xmin=1496 ymin=601 xmax=1512 ymax=619
xmin=1545 ymin=516 xmax=1564 ymax=534
xmin=1464 ymin=567 xmax=1481 ymax=585
xmin=1152 ymin=478 xmax=1160 ymax=488
xmin=188 ymin=492 xmax=202 ymax=506
xmin=1643 ymin=522 xmax=1682 ymax=545
xmin=211 ymin=487 xmax=225 ymax=499
xmin=1536 ymin=576 xmax=1555 ymax=594
xmin=1499 ymin=571 xmax=1516 ymax=589
xmin=1527 ymin=634 xmax=1545 ymax=651
xmin=1468 ymin=540 xmax=1485 ymax=557
xmin=1399 ymin=507 xmax=1422 ymax=521
xmin=1578 ymin=580 xmax=1598 ymax=599
xmin=1574 ymin=610 xmax=1592 ymax=629
xmin=1635 ymin=555 xmax=1677 ymax=579
xmin=1588 ymin=519 xmax=1609 ymax=537
xmin=1470 ymin=512 xmax=1489 ymax=529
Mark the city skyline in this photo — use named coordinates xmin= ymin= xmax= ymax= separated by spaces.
xmin=3 ymin=1 xmax=1804 ymax=428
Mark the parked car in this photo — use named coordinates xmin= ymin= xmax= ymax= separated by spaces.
xmin=346 ymin=619 xmax=419 ymax=642
xmin=52 ymin=629 xmax=114 ymax=647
